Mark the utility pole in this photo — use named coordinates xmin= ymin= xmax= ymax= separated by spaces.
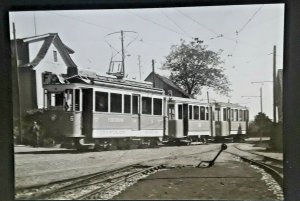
xmin=152 ymin=59 xmax=155 ymax=88
xmin=13 ymin=22 xmax=22 ymax=144
xmin=138 ymin=55 xmax=142 ymax=80
xmin=260 ymin=87 xmax=263 ymax=113
xmin=273 ymin=45 xmax=277 ymax=123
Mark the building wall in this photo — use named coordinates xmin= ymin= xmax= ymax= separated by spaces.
xmin=18 ymin=68 xmax=37 ymax=114
xmin=145 ymin=73 xmax=185 ymax=98
xmin=30 ymin=42 xmax=69 ymax=108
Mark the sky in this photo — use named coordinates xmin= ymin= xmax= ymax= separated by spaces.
xmin=9 ymin=4 xmax=284 ymax=120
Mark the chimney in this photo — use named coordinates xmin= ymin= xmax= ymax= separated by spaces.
xmin=67 ymin=66 xmax=78 ymax=77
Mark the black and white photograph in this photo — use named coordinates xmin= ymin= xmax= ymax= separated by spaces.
xmin=9 ymin=3 xmax=285 ymax=200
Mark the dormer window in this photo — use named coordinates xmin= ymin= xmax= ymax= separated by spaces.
xmin=53 ymin=50 xmax=58 ymax=62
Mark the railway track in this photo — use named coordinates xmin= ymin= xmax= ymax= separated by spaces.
xmin=16 ymin=164 xmax=165 ymax=200
xmin=226 ymin=145 xmax=283 ymax=188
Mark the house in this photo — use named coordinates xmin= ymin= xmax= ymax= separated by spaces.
xmin=11 ymin=33 xmax=78 ymax=114
xmin=144 ymin=72 xmax=190 ymax=98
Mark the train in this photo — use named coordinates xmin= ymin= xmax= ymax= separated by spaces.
xmin=40 ymin=72 xmax=249 ymax=150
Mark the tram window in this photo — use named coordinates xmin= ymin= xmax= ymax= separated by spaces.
xmin=189 ymin=105 xmax=193 ymax=120
xmin=239 ymin=110 xmax=244 ymax=121
xmin=154 ymin=98 xmax=162 ymax=115
xmin=124 ymin=95 xmax=131 ymax=114
xmin=206 ymin=107 xmax=209 ymax=120
xmin=49 ymin=92 xmax=64 ymax=108
xmin=200 ymin=106 xmax=205 ymax=120
xmin=178 ymin=105 xmax=183 ymax=120
xmin=142 ymin=97 xmax=152 ymax=114
xmin=132 ymin=95 xmax=139 ymax=114
xmin=235 ymin=109 xmax=239 ymax=121
xmin=194 ymin=106 xmax=199 ymax=120
xmin=231 ymin=109 xmax=234 ymax=121
xmin=75 ymin=89 xmax=80 ymax=111
xmin=95 ymin=92 xmax=108 ymax=112
xmin=215 ymin=108 xmax=220 ymax=121
xmin=111 ymin=93 xmax=122 ymax=113
xmin=168 ymin=104 xmax=175 ymax=120
xmin=223 ymin=108 xmax=227 ymax=121
xmin=64 ymin=89 xmax=73 ymax=111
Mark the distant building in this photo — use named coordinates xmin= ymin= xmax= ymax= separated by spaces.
xmin=276 ymin=69 xmax=283 ymax=122
xmin=144 ymin=72 xmax=190 ymax=98
xmin=11 ymin=33 xmax=77 ymax=114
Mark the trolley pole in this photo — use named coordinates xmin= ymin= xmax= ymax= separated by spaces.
xmin=273 ymin=45 xmax=277 ymax=123
xmin=121 ymin=30 xmax=125 ymax=77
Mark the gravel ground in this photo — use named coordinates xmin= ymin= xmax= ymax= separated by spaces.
xmin=14 ymin=143 xmax=283 ymax=200
xmin=15 ymin=144 xmax=220 ymax=188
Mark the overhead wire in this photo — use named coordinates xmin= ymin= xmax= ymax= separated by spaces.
xmin=126 ymin=10 xmax=188 ymax=39
xmin=159 ymin=9 xmax=193 ymax=39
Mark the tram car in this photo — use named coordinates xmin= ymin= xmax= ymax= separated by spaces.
xmin=41 ymin=73 xmax=248 ymax=150
xmin=165 ymin=97 xmax=248 ymax=145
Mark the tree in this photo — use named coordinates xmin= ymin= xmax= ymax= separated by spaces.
xmin=163 ymin=39 xmax=230 ymax=96
xmin=247 ymin=112 xmax=273 ymax=139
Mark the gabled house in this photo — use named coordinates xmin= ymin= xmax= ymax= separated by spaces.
xmin=11 ymin=33 xmax=78 ymax=113
xmin=144 ymin=72 xmax=190 ymax=98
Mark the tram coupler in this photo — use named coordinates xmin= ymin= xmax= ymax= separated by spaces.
xmin=196 ymin=143 xmax=227 ymax=168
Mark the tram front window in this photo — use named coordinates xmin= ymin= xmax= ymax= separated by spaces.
xmin=46 ymin=89 xmax=75 ymax=111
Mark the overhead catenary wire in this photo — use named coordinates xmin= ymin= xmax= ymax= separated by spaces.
xmin=126 ymin=10 xmax=188 ymax=39
xmin=47 ymin=11 xmax=115 ymax=32
xmin=159 ymin=9 xmax=193 ymax=39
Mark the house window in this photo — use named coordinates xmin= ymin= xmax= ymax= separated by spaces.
xmin=53 ymin=50 xmax=58 ymax=62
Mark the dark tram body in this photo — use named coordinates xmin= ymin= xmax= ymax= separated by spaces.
xmin=42 ymin=74 xmax=248 ymax=149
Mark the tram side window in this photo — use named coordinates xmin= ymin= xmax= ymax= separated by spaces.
xmin=168 ymin=104 xmax=175 ymax=120
xmin=95 ymin=92 xmax=108 ymax=112
xmin=132 ymin=95 xmax=139 ymax=114
xmin=49 ymin=92 xmax=64 ymax=108
xmin=189 ymin=105 xmax=193 ymax=120
xmin=75 ymin=89 xmax=80 ymax=111
xmin=235 ymin=109 xmax=239 ymax=121
xmin=231 ymin=109 xmax=234 ymax=121
xmin=178 ymin=105 xmax=183 ymax=120
xmin=239 ymin=110 xmax=244 ymax=121
xmin=200 ymin=106 xmax=205 ymax=120
xmin=223 ymin=108 xmax=227 ymax=121
xmin=154 ymin=98 xmax=162 ymax=115
xmin=194 ymin=106 xmax=199 ymax=120
xmin=206 ymin=107 xmax=209 ymax=120
xmin=64 ymin=90 xmax=73 ymax=111
xmin=142 ymin=97 xmax=152 ymax=114
xmin=111 ymin=93 xmax=122 ymax=113
xmin=124 ymin=95 xmax=131 ymax=114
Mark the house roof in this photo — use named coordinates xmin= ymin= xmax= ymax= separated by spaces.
xmin=18 ymin=33 xmax=77 ymax=68
xmin=145 ymin=72 xmax=190 ymax=97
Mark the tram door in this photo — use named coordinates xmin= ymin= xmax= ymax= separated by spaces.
xmin=183 ymin=104 xmax=189 ymax=136
xmin=82 ymin=88 xmax=93 ymax=138
xmin=215 ymin=107 xmax=222 ymax=136
xmin=132 ymin=94 xmax=141 ymax=130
